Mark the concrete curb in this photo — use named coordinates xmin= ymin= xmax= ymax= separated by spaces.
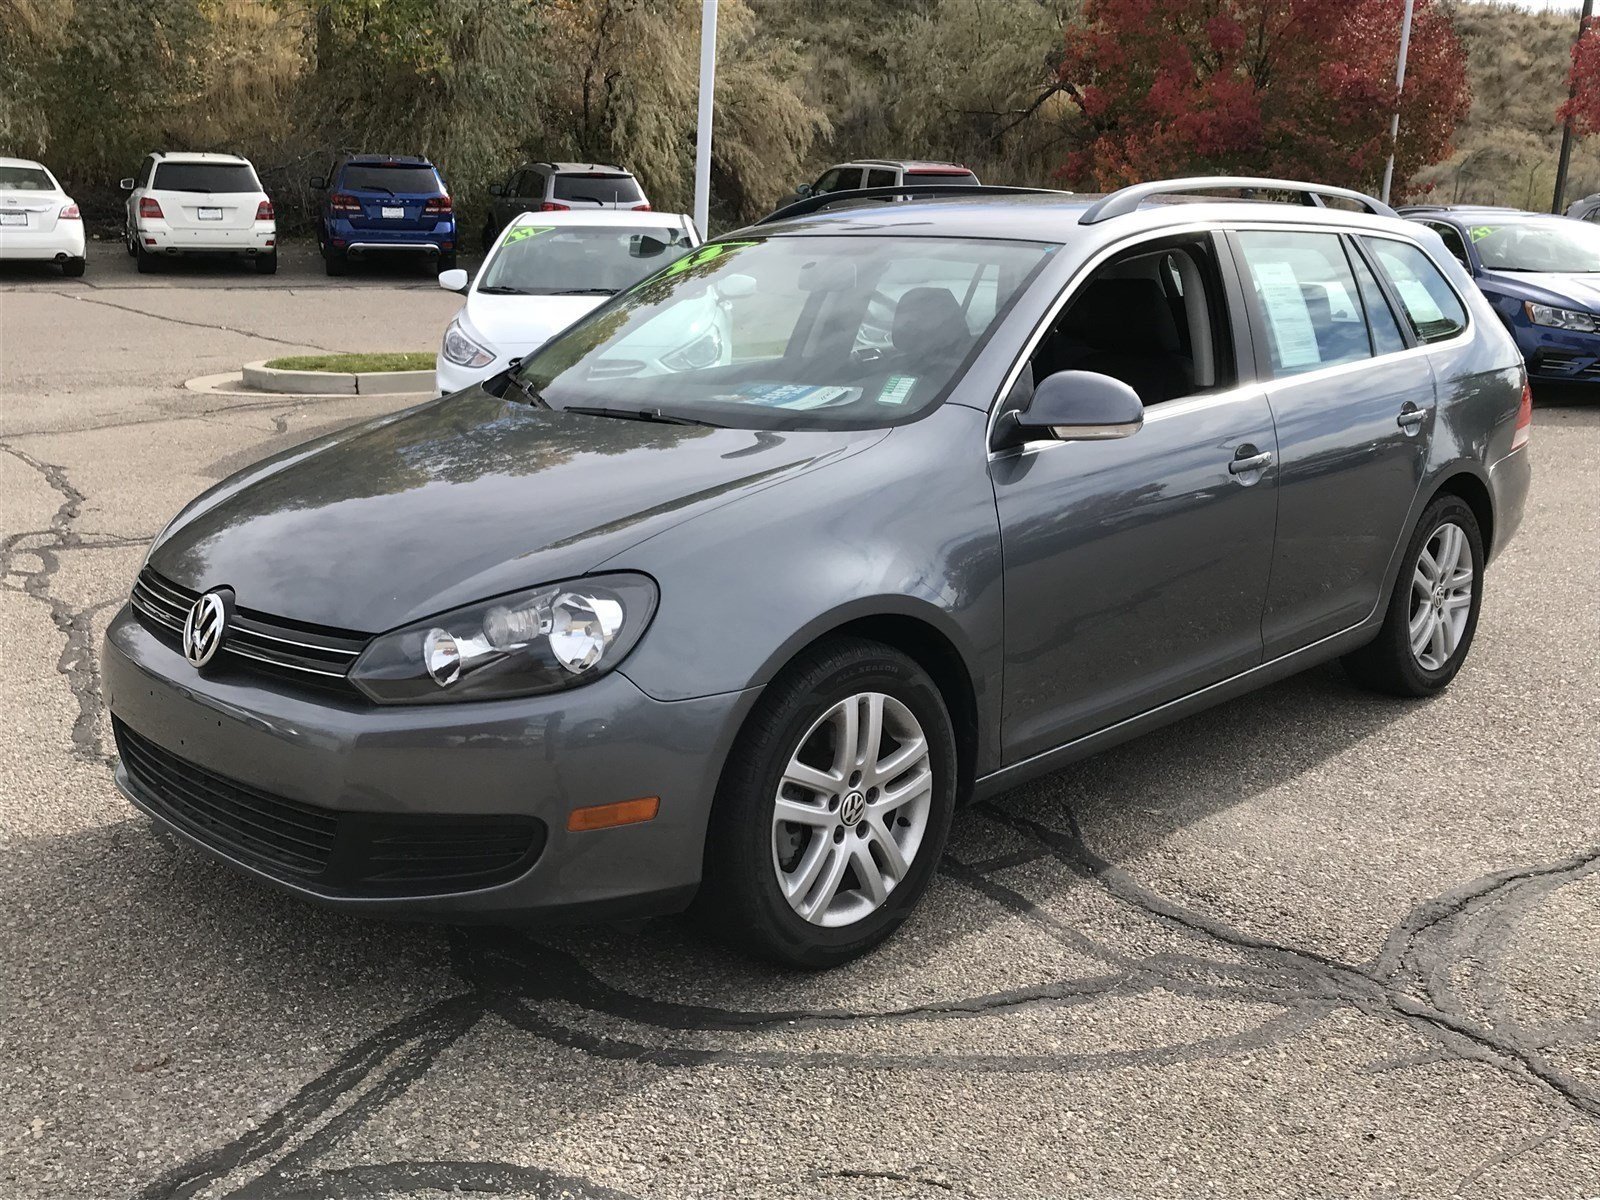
xmin=183 ymin=371 xmax=435 ymax=399
xmin=242 ymin=359 xmax=435 ymax=396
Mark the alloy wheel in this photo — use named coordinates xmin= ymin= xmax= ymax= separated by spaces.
xmin=771 ymin=692 xmax=933 ymax=928
xmin=1409 ymin=521 xmax=1474 ymax=671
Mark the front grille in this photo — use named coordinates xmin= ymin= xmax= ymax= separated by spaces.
xmin=114 ymin=719 xmax=547 ymax=895
xmin=1535 ymin=351 xmax=1600 ymax=380
xmin=130 ymin=568 xmax=368 ymax=695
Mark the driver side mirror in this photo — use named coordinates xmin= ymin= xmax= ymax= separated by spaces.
xmin=1006 ymin=371 xmax=1144 ymax=445
xmin=119 ymin=178 xmax=134 ymax=191
xmin=793 ymin=182 xmax=814 ymax=198
xmin=488 ymin=183 xmax=505 ymax=196
xmin=309 ymin=176 xmax=327 ymax=191
xmin=438 ymin=268 xmax=469 ymax=294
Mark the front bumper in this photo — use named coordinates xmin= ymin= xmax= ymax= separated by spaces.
xmin=0 ymin=223 xmax=85 ymax=261
xmin=102 ymin=604 xmax=759 ymax=922
xmin=1519 ymin=325 xmax=1600 ymax=383
xmin=137 ymin=221 xmax=276 ymax=255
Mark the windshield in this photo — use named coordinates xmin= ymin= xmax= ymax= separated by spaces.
xmin=1470 ymin=220 xmax=1600 ymax=272
xmin=340 ymin=164 xmax=442 ymax=194
xmin=480 ymin=224 xmax=693 ymax=295
xmin=514 ymin=235 xmax=1055 ymax=430
xmin=552 ymin=173 xmax=644 ymax=204
xmin=0 ymin=166 xmax=54 ymax=191
xmin=152 ymin=163 xmax=259 ymax=193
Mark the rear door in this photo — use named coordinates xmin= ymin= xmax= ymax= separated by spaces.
xmin=1228 ymin=226 xmax=1437 ymax=656
xmin=150 ymin=161 xmax=261 ymax=231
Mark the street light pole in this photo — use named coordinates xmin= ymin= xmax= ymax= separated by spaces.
xmin=1552 ymin=0 xmax=1596 ymax=215
xmin=693 ymin=0 xmax=719 ymax=239
xmin=1380 ymin=0 xmax=1416 ymax=206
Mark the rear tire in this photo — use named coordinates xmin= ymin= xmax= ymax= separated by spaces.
xmin=324 ymin=249 xmax=347 ymax=277
xmin=134 ymin=242 xmax=160 ymax=274
xmin=1343 ymin=494 xmax=1484 ymax=697
xmin=124 ymin=226 xmax=135 ymax=257
xmin=480 ymin=220 xmax=495 ymax=252
xmin=700 ymin=637 xmax=957 ymax=968
xmin=254 ymin=252 xmax=277 ymax=275
xmin=61 ymin=257 xmax=86 ymax=278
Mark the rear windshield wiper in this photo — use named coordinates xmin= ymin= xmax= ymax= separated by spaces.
xmin=562 ymin=405 xmax=721 ymax=428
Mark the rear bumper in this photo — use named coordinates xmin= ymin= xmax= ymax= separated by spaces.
xmin=137 ymin=220 xmax=275 ymax=255
xmin=102 ymin=604 xmax=759 ymax=923
xmin=325 ymin=218 xmax=456 ymax=254
xmin=1487 ymin=444 xmax=1530 ymax=563
xmin=0 ymin=223 xmax=85 ymax=260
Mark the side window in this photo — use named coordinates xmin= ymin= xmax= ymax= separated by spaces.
xmin=1235 ymin=230 xmax=1372 ymax=378
xmin=1348 ymin=246 xmax=1408 ymax=356
xmin=813 ymin=168 xmax=857 ymax=195
xmin=1364 ymin=237 xmax=1468 ymax=343
xmin=1425 ymin=222 xmax=1470 ymax=268
xmin=138 ymin=156 xmax=155 ymax=188
xmin=1028 ymin=237 xmax=1233 ymax=406
xmin=865 ymin=168 xmax=896 ymax=189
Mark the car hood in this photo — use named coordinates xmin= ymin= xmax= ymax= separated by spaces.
xmin=146 ymin=389 xmax=881 ymax=632
xmin=462 ymin=293 xmax=605 ymax=357
xmin=1478 ymin=270 xmax=1600 ymax=312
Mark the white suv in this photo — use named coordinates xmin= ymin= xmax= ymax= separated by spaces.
xmin=121 ymin=152 xmax=277 ymax=274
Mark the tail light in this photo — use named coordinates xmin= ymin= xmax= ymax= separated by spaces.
xmin=632 ymin=202 xmax=652 ymax=211
xmin=255 ymin=199 xmax=274 ymax=221
xmin=329 ymin=192 xmax=361 ymax=215
xmin=1512 ymin=378 xmax=1532 ymax=451
xmin=138 ymin=196 xmax=163 ymax=219
xmin=539 ymin=201 xmax=570 ymax=212
xmin=59 ymin=203 xmax=81 ymax=220
xmin=423 ymin=195 xmax=453 ymax=217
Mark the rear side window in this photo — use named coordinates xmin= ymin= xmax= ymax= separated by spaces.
xmin=865 ymin=168 xmax=896 ymax=189
xmin=339 ymin=164 xmax=442 ymax=194
xmin=152 ymin=163 xmax=259 ymax=193
xmin=1349 ymin=249 xmax=1408 ymax=356
xmin=552 ymin=173 xmax=643 ymax=204
xmin=1424 ymin=221 xmax=1471 ymax=268
xmin=1364 ymin=238 xmax=1467 ymax=343
xmin=1235 ymin=230 xmax=1373 ymax=378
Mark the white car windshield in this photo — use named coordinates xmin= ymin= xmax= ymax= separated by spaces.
xmin=514 ymin=235 xmax=1055 ymax=430
xmin=1470 ymin=220 xmax=1600 ymax=273
xmin=479 ymin=225 xmax=694 ymax=296
xmin=0 ymin=166 xmax=53 ymax=191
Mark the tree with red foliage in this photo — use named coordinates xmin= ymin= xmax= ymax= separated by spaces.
xmin=1559 ymin=21 xmax=1600 ymax=137
xmin=1057 ymin=0 xmax=1470 ymax=197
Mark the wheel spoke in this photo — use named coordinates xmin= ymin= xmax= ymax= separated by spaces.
xmin=1417 ymin=548 xmax=1440 ymax=585
xmin=854 ymin=693 xmax=885 ymax=775
xmin=850 ymin=841 xmax=887 ymax=906
xmin=869 ymin=735 xmax=926 ymax=787
xmin=1437 ymin=525 xmax=1463 ymax=576
xmin=1429 ymin=609 xmax=1452 ymax=661
xmin=1444 ymin=592 xmax=1473 ymax=613
xmin=867 ymin=818 xmax=910 ymax=882
xmin=774 ymin=796 xmax=832 ymax=828
xmin=876 ymin=764 xmax=933 ymax=813
xmin=1410 ymin=608 xmax=1435 ymax=658
xmin=831 ymin=699 xmax=859 ymax=778
xmin=798 ymin=843 xmax=849 ymax=922
xmin=1412 ymin=567 xmax=1433 ymax=599
xmin=784 ymin=836 xmax=832 ymax=903
xmin=782 ymin=760 xmax=841 ymax=797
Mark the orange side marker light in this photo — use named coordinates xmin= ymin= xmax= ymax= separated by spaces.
xmin=567 ymin=796 xmax=660 ymax=833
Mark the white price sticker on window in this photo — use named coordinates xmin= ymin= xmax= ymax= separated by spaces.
xmin=1253 ymin=261 xmax=1322 ymax=369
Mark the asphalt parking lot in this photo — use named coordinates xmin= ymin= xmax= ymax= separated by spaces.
xmin=3 ymin=238 xmax=1598 ymax=1200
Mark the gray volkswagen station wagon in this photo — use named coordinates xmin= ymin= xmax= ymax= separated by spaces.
xmin=104 ymin=176 xmax=1532 ymax=967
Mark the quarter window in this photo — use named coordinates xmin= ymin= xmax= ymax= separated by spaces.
xmin=1236 ymin=230 xmax=1373 ymax=378
xmin=1425 ymin=222 xmax=1471 ymax=268
xmin=1364 ymin=237 xmax=1468 ymax=343
xmin=866 ymin=168 xmax=896 ymax=189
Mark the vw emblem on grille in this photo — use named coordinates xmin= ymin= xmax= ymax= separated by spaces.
xmin=183 ymin=590 xmax=230 ymax=668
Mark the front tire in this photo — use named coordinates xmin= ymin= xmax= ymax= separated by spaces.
xmin=1343 ymin=494 xmax=1484 ymax=696
xmin=61 ymin=257 xmax=86 ymax=278
xmin=701 ymin=637 xmax=957 ymax=968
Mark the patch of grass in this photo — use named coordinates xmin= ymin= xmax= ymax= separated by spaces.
xmin=263 ymin=352 xmax=435 ymax=373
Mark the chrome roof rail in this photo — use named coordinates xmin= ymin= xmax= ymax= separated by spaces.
xmin=1079 ymin=176 xmax=1397 ymax=224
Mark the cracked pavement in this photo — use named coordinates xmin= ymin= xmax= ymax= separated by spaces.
xmin=3 ymin=242 xmax=1599 ymax=1199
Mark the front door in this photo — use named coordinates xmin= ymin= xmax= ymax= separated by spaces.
xmin=993 ymin=234 xmax=1279 ymax=763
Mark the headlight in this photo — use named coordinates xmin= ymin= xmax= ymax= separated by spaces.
xmin=1524 ymin=302 xmax=1599 ymax=333
xmin=660 ymin=325 xmax=723 ymax=371
xmin=442 ymin=318 xmax=495 ymax=367
xmin=350 ymin=573 xmax=657 ymax=704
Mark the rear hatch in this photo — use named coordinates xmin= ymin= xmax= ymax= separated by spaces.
xmin=0 ymin=164 xmax=62 ymax=232
xmin=336 ymin=162 xmax=447 ymax=231
xmin=551 ymin=171 xmax=645 ymax=210
xmin=150 ymin=162 xmax=263 ymax=230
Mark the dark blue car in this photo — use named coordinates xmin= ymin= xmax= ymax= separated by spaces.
xmin=311 ymin=155 xmax=456 ymax=277
xmin=1404 ymin=205 xmax=1600 ymax=387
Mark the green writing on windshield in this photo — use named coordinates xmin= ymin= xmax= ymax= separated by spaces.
xmin=502 ymin=225 xmax=554 ymax=245
xmin=1468 ymin=226 xmax=1496 ymax=243
xmin=657 ymin=240 xmax=758 ymax=279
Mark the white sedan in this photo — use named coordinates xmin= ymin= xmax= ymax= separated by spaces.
xmin=0 ymin=158 xmax=85 ymax=277
xmin=435 ymin=209 xmax=707 ymax=394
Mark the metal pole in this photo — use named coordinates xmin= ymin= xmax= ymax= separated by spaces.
xmin=693 ymin=0 xmax=718 ymax=238
xmin=1380 ymin=0 xmax=1416 ymax=206
xmin=1552 ymin=0 xmax=1595 ymax=215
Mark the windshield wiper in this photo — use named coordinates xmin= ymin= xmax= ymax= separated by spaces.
xmin=509 ymin=375 xmax=549 ymax=408
xmin=562 ymin=405 xmax=721 ymax=428
xmin=549 ymin=287 xmax=617 ymax=296
xmin=476 ymin=285 xmax=530 ymax=295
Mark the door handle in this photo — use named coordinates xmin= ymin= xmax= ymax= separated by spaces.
xmin=1397 ymin=404 xmax=1429 ymax=432
xmin=1228 ymin=449 xmax=1273 ymax=475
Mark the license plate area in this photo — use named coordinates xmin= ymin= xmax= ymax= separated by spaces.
xmin=0 ymin=212 xmax=26 ymax=226
xmin=197 ymin=207 xmax=222 ymax=221
xmin=381 ymin=206 xmax=404 ymax=220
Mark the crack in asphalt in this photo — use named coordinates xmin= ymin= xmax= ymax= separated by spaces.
xmin=63 ymin=292 xmax=343 ymax=353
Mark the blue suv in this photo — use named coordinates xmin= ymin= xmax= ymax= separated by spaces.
xmin=311 ymin=155 xmax=456 ymax=276
xmin=1403 ymin=205 xmax=1600 ymax=387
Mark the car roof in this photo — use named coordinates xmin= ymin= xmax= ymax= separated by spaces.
xmin=0 ymin=156 xmax=50 ymax=172
xmin=343 ymin=155 xmax=435 ymax=167
xmin=747 ymin=190 xmax=1430 ymax=245
xmin=1406 ymin=208 xmax=1560 ymax=225
xmin=152 ymin=151 xmax=253 ymax=165
xmin=508 ymin=209 xmax=688 ymax=229
xmin=842 ymin=159 xmax=973 ymax=171
xmin=527 ymin=162 xmax=632 ymax=174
